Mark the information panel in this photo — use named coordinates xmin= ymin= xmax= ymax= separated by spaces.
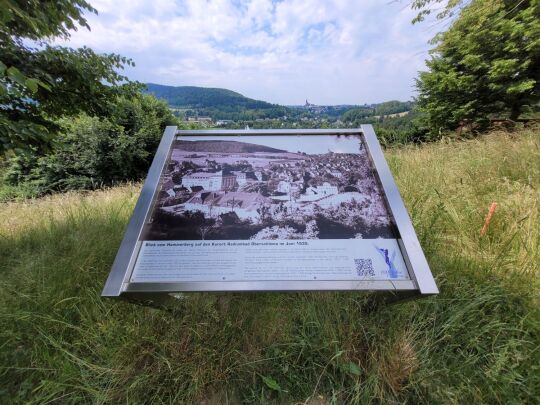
xmin=102 ymin=127 xmax=438 ymax=299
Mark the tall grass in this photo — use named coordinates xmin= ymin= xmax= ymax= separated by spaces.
xmin=1 ymin=129 xmax=538 ymax=403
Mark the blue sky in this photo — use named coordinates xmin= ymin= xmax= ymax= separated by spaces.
xmin=56 ymin=0 xmax=437 ymax=105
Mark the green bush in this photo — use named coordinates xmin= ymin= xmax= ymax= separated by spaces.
xmin=4 ymin=94 xmax=176 ymax=195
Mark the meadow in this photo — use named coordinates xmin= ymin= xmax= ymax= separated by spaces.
xmin=0 ymin=128 xmax=538 ymax=403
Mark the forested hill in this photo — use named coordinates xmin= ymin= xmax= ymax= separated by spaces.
xmin=175 ymin=140 xmax=286 ymax=153
xmin=145 ymin=83 xmax=276 ymax=110
xmin=145 ymin=83 xmax=416 ymax=124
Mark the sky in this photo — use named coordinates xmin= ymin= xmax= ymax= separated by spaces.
xmin=180 ymin=134 xmax=363 ymax=154
xmin=56 ymin=0 xmax=437 ymax=105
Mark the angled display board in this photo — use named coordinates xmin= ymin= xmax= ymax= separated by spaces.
xmin=102 ymin=126 xmax=438 ymax=301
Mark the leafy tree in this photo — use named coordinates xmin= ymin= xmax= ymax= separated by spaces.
xmin=0 ymin=0 xmax=139 ymax=154
xmin=414 ymin=0 xmax=540 ymax=133
xmin=5 ymin=94 xmax=176 ymax=193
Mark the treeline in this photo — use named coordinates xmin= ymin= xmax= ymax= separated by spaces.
xmin=181 ymin=105 xmax=356 ymax=121
xmin=147 ymin=83 xmax=294 ymax=121
xmin=342 ymin=101 xmax=415 ymax=122
xmin=182 ymin=105 xmax=293 ymax=121
xmin=146 ymin=83 xmax=276 ymax=110
xmin=341 ymin=101 xmax=430 ymax=146
xmin=3 ymin=95 xmax=176 ymax=196
xmin=148 ymin=83 xmax=349 ymax=121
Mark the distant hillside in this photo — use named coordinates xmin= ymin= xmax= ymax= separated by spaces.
xmin=342 ymin=100 xmax=415 ymax=122
xmin=174 ymin=140 xmax=286 ymax=153
xmin=145 ymin=83 xmax=415 ymax=123
xmin=146 ymin=83 xmax=277 ymax=110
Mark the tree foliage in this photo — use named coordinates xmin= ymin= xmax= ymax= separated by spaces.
xmin=411 ymin=0 xmax=467 ymax=24
xmin=415 ymin=0 xmax=540 ymax=133
xmin=146 ymin=83 xmax=276 ymax=109
xmin=0 ymin=0 xmax=140 ymax=154
xmin=146 ymin=83 xmax=294 ymax=121
xmin=342 ymin=101 xmax=414 ymax=123
xmin=4 ymin=94 xmax=176 ymax=193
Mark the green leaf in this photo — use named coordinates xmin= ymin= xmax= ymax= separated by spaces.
xmin=37 ymin=80 xmax=52 ymax=91
xmin=25 ymin=78 xmax=39 ymax=93
xmin=261 ymin=375 xmax=282 ymax=392
xmin=7 ymin=66 xmax=27 ymax=86
xmin=346 ymin=362 xmax=362 ymax=376
xmin=0 ymin=61 xmax=6 ymax=75
xmin=506 ymin=80 xmax=535 ymax=95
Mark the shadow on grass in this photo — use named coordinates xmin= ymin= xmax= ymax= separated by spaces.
xmin=0 ymin=201 xmax=538 ymax=404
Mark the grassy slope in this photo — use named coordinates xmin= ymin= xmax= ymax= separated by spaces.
xmin=0 ymin=129 xmax=538 ymax=404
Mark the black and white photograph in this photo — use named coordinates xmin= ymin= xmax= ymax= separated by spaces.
xmin=142 ymin=134 xmax=397 ymax=241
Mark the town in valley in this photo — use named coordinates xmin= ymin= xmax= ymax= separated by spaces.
xmin=145 ymin=137 xmax=394 ymax=240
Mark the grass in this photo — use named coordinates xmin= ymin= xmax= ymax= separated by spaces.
xmin=0 ymin=128 xmax=539 ymax=403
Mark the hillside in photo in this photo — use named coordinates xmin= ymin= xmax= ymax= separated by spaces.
xmin=175 ymin=140 xmax=287 ymax=153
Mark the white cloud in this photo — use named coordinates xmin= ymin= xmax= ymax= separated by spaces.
xmin=55 ymin=0 xmax=433 ymax=104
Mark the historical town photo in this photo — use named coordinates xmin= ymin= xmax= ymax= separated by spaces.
xmin=141 ymin=135 xmax=397 ymax=240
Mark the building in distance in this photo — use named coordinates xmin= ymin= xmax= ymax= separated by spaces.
xmin=182 ymin=191 xmax=271 ymax=220
xmin=181 ymin=171 xmax=236 ymax=191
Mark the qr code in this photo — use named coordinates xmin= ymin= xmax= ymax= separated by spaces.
xmin=354 ymin=259 xmax=375 ymax=277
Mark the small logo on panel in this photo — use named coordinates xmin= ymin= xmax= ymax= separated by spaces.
xmin=375 ymin=246 xmax=398 ymax=279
